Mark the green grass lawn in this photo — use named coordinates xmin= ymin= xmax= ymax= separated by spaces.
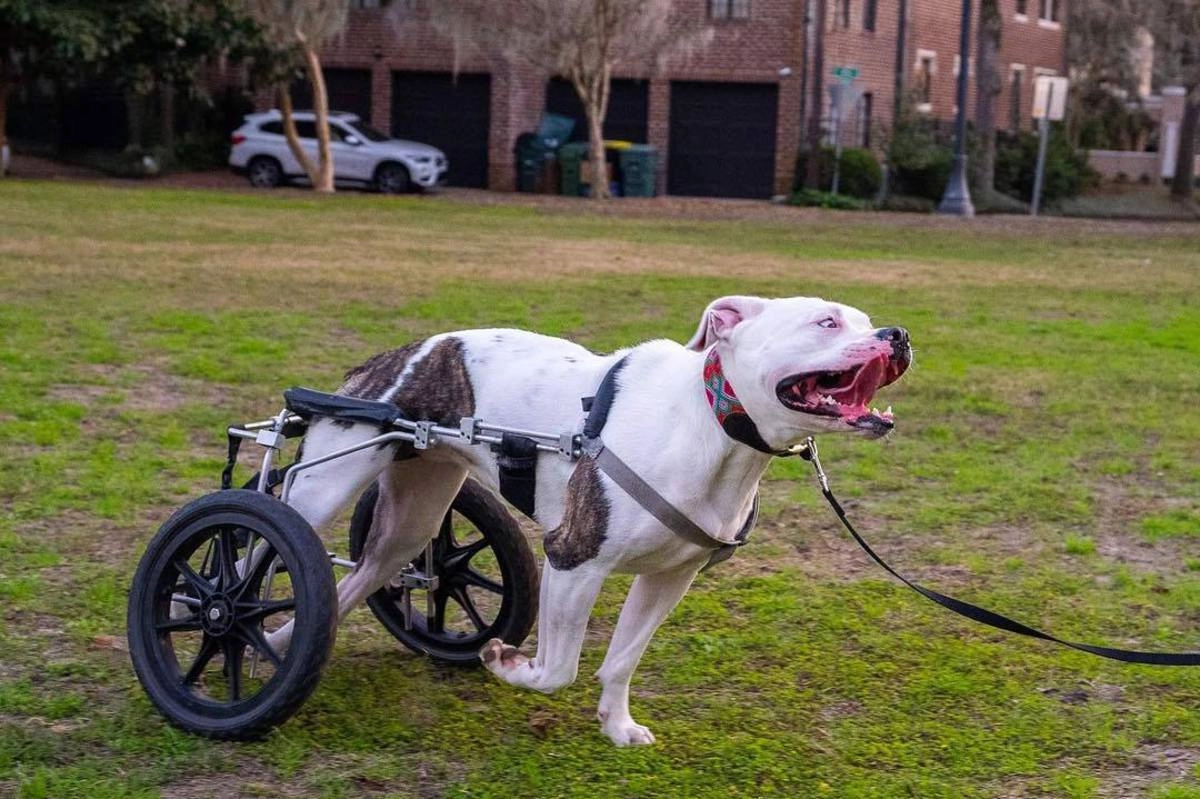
xmin=1 ymin=181 xmax=1199 ymax=799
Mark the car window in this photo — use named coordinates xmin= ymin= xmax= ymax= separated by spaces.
xmin=293 ymin=120 xmax=317 ymax=139
xmin=327 ymin=123 xmax=348 ymax=143
xmin=259 ymin=121 xmax=284 ymax=135
xmin=349 ymin=122 xmax=390 ymax=143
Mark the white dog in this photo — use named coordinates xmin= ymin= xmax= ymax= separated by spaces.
xmin=278 ymin=295 xmax=910 ymax=746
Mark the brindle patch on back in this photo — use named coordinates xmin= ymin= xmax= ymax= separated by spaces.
xmin=341 ymin=341 xmax=423 ymax=400
xmin=390 ymin=337 xmax=476 ymax=425
xmin=544 ymin=457 xmax=609 ymax=570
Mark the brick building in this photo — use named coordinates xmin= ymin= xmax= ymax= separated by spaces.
xmin=308 ymin=0 xmax=1065 ymax=197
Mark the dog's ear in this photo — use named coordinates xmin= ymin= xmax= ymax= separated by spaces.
xmin=685 ymin=296 xmax=768 ymax=351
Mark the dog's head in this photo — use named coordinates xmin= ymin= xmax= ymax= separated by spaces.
xmin=687 ymin=295 xmax=911 ymax=447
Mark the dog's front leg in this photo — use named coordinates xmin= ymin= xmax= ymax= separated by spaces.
xmin=594 ymin=564 xmax=700 ymax=746
xmin=481 ymin=560 xmax=605 ymax=693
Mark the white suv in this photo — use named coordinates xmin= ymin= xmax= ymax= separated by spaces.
xmin=229 ymin=110 xmax=448 ymax=193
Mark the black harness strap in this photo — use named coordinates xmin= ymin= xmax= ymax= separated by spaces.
xmin=801 ymin=441 xmax=1200 ymax=666
xmin=582 ymin=355 xmax=761 ymax=569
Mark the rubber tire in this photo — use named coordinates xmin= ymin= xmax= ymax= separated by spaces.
xmin=247 ymin=156 xmax=283 ymax=188
xmin=127 ymin=490 xmax=337 ymax=740
xmin=348 ymin=478 xmax=539 ymax=665
xmin=375 ymin=162 xmax=411 ymax=194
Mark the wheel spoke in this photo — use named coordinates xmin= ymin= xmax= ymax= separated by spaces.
xmin=170 ymin=593 xmax=202 ymax=608
xmin=459 ymin=569 xmax=504 ymax=595
xmin=442 ymin=537 xmax=490 ymax=572
xmin=236 ymin=623 xmax=282 ymax=669
xmin=181 ymin=634 xmax=219 ymax=686
xmin=156 ymin=613 xmax=203 ymax=633
xmin=174 ymin=559 xmax=214 ymax=600
xmin=438 ymin=514 xmax=456 ymax=550
xmin=238 ymin=597 xmax=296 ymax=624
xmin=216 ymin=528 xmax=240 ymax=591
xmin=449 ymin=586 xmax=487 ymax=632
xmin=222 ymin=637 xmax=244 ymax=701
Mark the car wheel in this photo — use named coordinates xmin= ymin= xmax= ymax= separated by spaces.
xmin=375 ymin=162 xmax=411 ymax=194
xmin=247 ymin=157 xmax=283 ymax=189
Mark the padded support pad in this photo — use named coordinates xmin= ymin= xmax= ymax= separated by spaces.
xmin=284 ymin=387 xmax=405 ymax=427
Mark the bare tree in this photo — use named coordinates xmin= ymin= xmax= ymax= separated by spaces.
xmin=240 ymin=0 xmax=351 ymax=192
xmin=437 ymin=0 xmax=711 ymax=199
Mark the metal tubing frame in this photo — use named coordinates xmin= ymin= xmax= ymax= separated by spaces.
xmin=226 ymin=408 xmax=582 ymax=512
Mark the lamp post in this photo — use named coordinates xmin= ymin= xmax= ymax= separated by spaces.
xmin=937 ymin=0 xmax=975 ymax=217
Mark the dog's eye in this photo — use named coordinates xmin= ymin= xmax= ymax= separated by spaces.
xmin=816 ymin=317 xmax=839 ymax=329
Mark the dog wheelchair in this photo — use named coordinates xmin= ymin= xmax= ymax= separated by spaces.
xmin=126 ymin=388 xmax=583 ymax=739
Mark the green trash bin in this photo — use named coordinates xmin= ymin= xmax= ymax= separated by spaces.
xmin=619 ymin=145 xmax=658 ymax=198
xmin=558 ymin=142 xmax=590 ymax=197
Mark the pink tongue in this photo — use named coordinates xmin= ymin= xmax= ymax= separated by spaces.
xmin=833 ymin=357 xmax=885 ymax=407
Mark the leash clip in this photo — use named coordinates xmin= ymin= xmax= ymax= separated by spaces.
xmin=798 ymin=436 xmax=829 ymax=493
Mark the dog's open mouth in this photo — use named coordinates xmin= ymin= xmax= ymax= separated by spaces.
xmin=776 ymin=355 xmax=907 ymax=433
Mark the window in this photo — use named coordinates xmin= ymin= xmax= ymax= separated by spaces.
xmin=1009 ymin=66 xmax=1025 ymax=130
xmin=837 ymin=0 xmax=851 ymax=27
xmin=293 ymin=120 xmax=317 ymax=140
xmin=863 ymin=0 xmax=877 ymax=30
xmin=709 ymin=0 xmax=749 ymax=19
xmin=1015 ymin=0 xmax=1028 ymax=15
xmin=352 ymin=0 xmax=389 ymax=8
xmin=857 ymin=92 xmax=873 ymax=147
xmin=260 ymin=121 xmax=284 ymax=135
xmin=1039 ymin=0 xmax=1059 ymax=22
xmin=916 ymin=52 xmax=936 ymax=110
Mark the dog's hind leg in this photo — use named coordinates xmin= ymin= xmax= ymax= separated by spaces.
xmin=333 ymin=458 xmax=467 ymax=624
xmin=285 ymin=419 xmax=397 ymax=534
xmin=267 ymin=457 xmax=466 ymax=652
xmin=480 ymin=560 xmax=606 ymax=694
xmin=593 ymin=564 xmax=700 ymax=746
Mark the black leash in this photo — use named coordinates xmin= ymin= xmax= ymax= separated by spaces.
xmin=799 ymin=437 xmax=1200 ymax=666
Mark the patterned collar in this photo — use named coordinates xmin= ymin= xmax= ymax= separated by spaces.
xmin=702 ymin=348 xmax=793 ymax=457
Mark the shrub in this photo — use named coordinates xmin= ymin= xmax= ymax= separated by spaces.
xmin=888 ymin=119 xmax=954 ymax=201
xmin=994 ymin=127 xmax=1097 ymax=207
xmin=793 ymin=147 xmax=882 ymax=199
xmin=787 ymin=188 xmax=869 ymax=210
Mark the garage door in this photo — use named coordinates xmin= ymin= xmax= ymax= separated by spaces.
xmin=291 ymin=68 xmax=373 ymax=122
xmin=391 ymin=71 xmax=491 ymax=188
xmin=668 ymin=81 xmax=779 ymax=198
xmin=544 ymin=77 xmax=649 ymax=143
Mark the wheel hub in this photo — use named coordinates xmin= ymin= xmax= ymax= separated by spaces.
xmin=200 ymin=594 xmax=235 ymax=636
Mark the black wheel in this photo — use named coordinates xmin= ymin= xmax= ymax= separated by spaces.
xmin=375 ymin=162 xmax=410 ymax=194
xmin=349 ymin=479 xmax=539 ymax=664
xmin=247 ymin=156 xmax=283 ymax=188
xmin=127 ymin=490 xmax=336 ymax=739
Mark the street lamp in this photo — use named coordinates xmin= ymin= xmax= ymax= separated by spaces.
xmin=937 ymin=0 xmax=975 ymax=217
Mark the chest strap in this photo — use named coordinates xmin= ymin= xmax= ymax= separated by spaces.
xmin=582 ymin=355 xmax=758 ymax=570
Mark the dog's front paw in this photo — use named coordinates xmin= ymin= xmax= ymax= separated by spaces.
xmin=480 ymin=637 xmax=527 ymax=672
xmin=601 ymin=717 xmax=657 ymax=747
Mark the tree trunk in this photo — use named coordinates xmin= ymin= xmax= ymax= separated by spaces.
xmin=159 ymin=82 xmax=176 ymax=153
xmin=805 ymin=0 xmax=827 ymax=189
xmin=574 ymin=64 xmax=612 ymax=200
xmin=302 ymin=43 xmax=335 ymax=193
xmin=973 ymin=0 xmax=1001 ymax=198
xmin=278 ymin=86 xmax=320 ymax=185
xmin=1170 ymin=93 xmax=1198 ymax=202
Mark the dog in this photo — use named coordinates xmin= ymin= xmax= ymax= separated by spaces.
xmin=274 ymin=295 xmax=910 ymax=746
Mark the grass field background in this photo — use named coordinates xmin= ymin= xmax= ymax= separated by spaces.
xmin=1 ymin=181 xmax=1199 ymax=798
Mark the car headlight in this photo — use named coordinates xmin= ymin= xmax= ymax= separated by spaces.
xmin=413 ymin=156 xmax=433 ymax=164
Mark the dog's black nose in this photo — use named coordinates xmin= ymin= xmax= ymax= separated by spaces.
xmin=875 ymin=327 xmax=910 ymax=358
